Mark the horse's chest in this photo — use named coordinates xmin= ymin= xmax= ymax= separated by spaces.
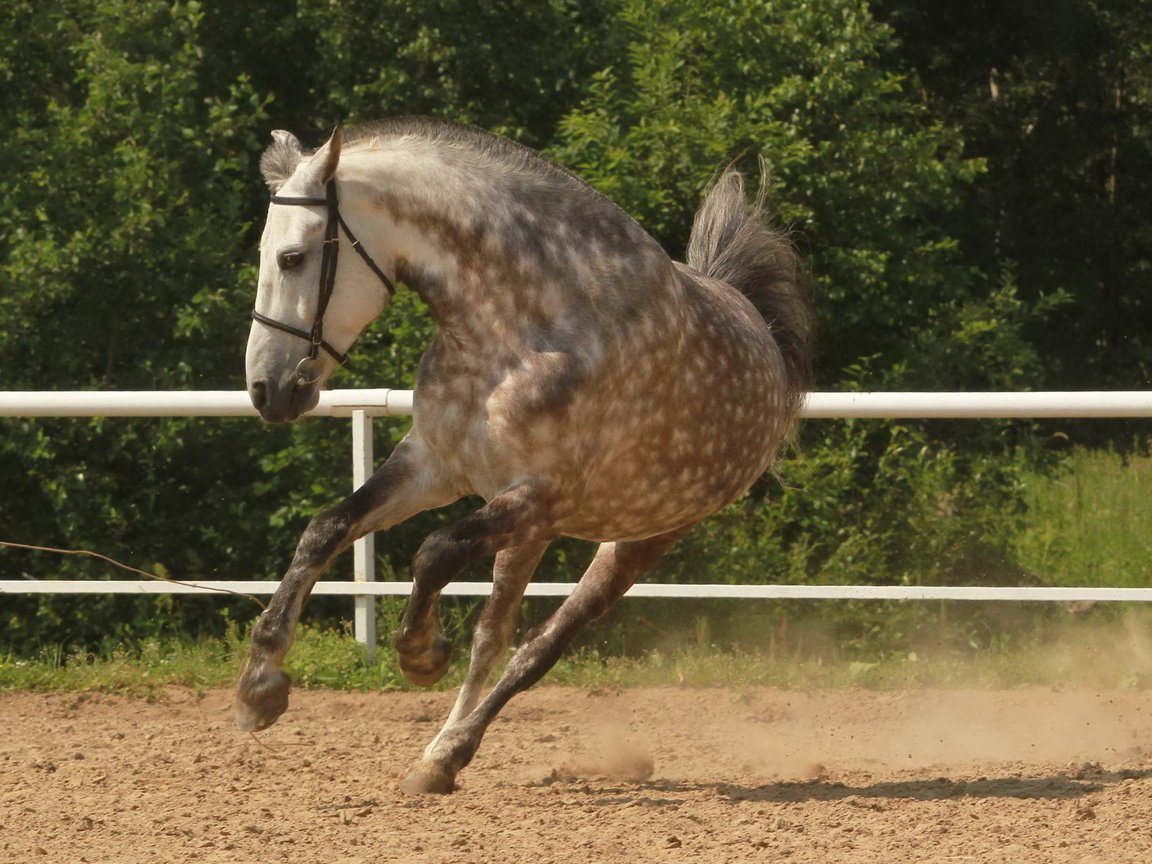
xmin=410 ymin=375 xmax=541 ymax=497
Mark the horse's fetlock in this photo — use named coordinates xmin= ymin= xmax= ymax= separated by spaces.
xmin=394 ymin=623 xmax=429 ymax=655
xmin=396 ymin=634 xmax=453 ymax=687
xmin=249 ymin=624 xmax=285 ymax=656
xmin=235 ymin=662 xmax=292 ymax=732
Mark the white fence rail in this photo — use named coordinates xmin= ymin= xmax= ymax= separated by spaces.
xmin=7 ymin=579 xmax=1152 ymax=603
xmin=804 ymin=390 xmax=1152 ymax=418
xmin=0 ymin=388 xmax=414 ymax=418
xmin=3 ymin=389 xmax=1152 ymax=418
xmin=3 ymin=390 xmax=1151 ymax=656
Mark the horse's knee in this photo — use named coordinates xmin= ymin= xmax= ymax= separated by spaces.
xmin=410 ymin=493 xmax=529 ymax=582
xmin=297 ymin=505 xmax=357 ymax=561
xmin=411 ymin=525 xmax=475 ymax=581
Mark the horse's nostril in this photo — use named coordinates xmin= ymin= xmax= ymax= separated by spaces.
xmin=249 ymin=381 xmax=269 ymax=411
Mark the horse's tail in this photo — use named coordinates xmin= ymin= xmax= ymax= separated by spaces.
xmin=686 ymin=164 xmax=813 ymax=416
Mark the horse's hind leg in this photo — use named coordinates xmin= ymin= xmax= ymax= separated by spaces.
xmin=423 ymin=540 xmax=551 ymax=758
xmin=400 ymin=524 xmax=694 ymax=795
xmin=394 ymin=482 xmax=555 ymax=687
xmin=234 ymin=436 xmax=457 ymax=733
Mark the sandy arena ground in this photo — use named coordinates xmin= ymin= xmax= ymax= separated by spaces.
xmin=3 ymin=685 xmax=1152 ymax=863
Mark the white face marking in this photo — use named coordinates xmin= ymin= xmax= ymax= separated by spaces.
xmin=246 ymin=149 xmax=398 ymax=420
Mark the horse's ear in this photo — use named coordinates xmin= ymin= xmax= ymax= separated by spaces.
xmin=261 ymin=130 xmax=305 ymax=193
xmin=314 ymin=126 xmax=342 ymax=183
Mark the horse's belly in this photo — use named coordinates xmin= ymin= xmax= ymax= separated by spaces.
xmin=554 ymin=444 xmax=768 ymax=541
xmin=549 ymin=361 xmax=788 ymax=540
xmin=423 ymin=403 xmax=773 ymax=541
xmin=552 ymin=495 xmax=723 ymax=543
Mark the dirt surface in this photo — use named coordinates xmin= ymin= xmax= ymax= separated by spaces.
xmin=3 ymin=685 xmax=1152 ymax=863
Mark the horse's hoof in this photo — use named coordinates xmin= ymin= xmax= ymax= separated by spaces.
xmin=397 ymin=635 xmax=452 ymax=687
xmin=234 ymin=665 xmax=291 ymax=731
xmin=399 ymin=762 xmax=456 ymax=795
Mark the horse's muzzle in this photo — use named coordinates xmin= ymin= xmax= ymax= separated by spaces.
xmin=248 ymin=375 xmax=320 ymax=423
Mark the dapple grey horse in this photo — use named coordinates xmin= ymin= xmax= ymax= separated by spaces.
xmin=236 ymin=118 xmax=811 ymax=793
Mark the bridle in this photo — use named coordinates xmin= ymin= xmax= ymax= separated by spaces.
xmin=251 ymin=178 xmax=395 ymax=380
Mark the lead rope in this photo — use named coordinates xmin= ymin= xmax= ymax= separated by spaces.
xmin=0 ymin=540 xmax=267 ymax=611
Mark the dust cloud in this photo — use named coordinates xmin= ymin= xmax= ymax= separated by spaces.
xmin=546 ymin=612 xmax=1152 ymax=784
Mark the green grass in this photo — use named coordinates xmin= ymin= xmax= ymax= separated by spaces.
xmin=0 ymin=624 xmax=411 ymax=697
xmin=548 ymin=606 xmax=1152 ymax=690
xmin=6 ymin=609 xmax=1152 ymax=695
xmin=0 ymin=634 xmax=241 ymax=695
xmin=1015 ymin=449 xmax=1152 ymax=588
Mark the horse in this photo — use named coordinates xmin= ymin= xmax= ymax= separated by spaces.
xmin=235 ymin=117 xmax=812 ymax=794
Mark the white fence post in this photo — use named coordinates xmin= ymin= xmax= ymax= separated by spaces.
xmin=351 ymin=409 xmax=376 ymax=662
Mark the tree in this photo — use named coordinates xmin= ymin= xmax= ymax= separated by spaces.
xmin=873 ymin=0 xmax=1152 ymax=390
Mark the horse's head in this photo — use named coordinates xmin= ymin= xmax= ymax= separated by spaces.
xmin=246 ymin=128 xmax=395 ymax=422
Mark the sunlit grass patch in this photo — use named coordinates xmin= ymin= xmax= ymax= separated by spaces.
xmin=0 ymin=636 xmax=239 ymax=696
xmin=1015 ymin=449 xmax=1152 ymax=588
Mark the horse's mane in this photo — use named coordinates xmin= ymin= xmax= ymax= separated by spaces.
xmin=343 ymin=117 xmax=591 ymax=192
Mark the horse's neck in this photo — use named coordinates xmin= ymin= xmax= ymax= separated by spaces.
xmin=351 ymin=145 xmax=673 ymax=355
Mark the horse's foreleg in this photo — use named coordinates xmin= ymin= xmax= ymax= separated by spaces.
xmin=400 ymin=524 xmax=693 ymax=794
xmin=235 ymin=438 xmax=455 ymax=732
xmin=394 ymin=482 xmax=555 ymax=688
xmin=423 ymin=540 xmax=551 ymax=758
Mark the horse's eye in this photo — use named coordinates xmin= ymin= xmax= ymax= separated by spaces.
xmin=278 ymin=251 xmax=304 ymax=270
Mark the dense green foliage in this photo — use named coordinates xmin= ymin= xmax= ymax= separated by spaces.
xmin=2 ymin=0 xmax=1150 ymax=657
xmin=876 ymin=0 xmax=1152 ymax=391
